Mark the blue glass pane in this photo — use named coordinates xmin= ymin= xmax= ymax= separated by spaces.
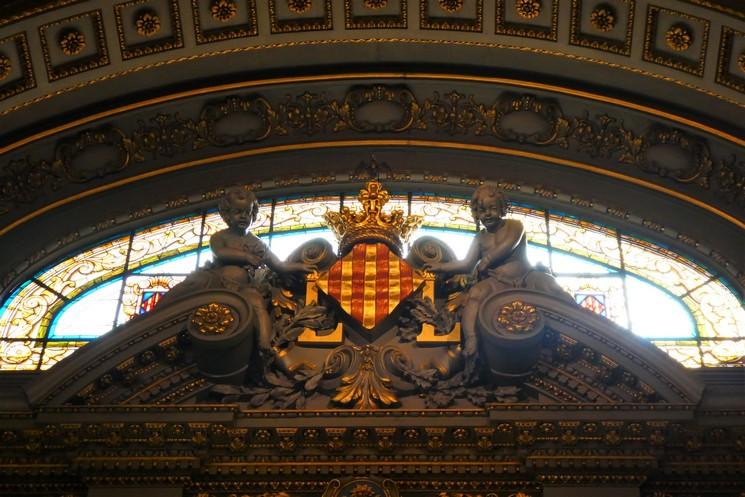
xmin=551 ymin=250 xmax=616 ymax=275
xmin=526 ymin=244 xmax=551 ymax=268
xmin=626 ymin=275 xmax=696 ymax=339
xmin=269 ymin=229 xmax=338 ymax=261
xmin=136 ymin=250 xmax=200 ymax=274
xmin=48 ymin=278 xmax=122 ymax=340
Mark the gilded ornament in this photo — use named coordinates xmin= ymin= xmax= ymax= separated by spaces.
xmin=515 ymin=0 xmax=542 ymax=19
xmin=496 ymin=301 xmax=539 ymax=333
xmin=191 ymin=303 xmax=235 ymax=335
xmin=210 ymin=0 xmax=238 ymax=22
xmin=364 ymin=0 xmax=388 ymax=9
xmin=135 ymin=10 xmax=161 ymax=37
xmin=58 ymin=29 xmax=86 ymax=56
xmin=287 ymin=0 xmax=312 ymax=14
xmin=0 ymin=54 xmax=11 ymax=81
xmin=331 ymin=345 xmax=399 ymax=409
xmin=665 ymin=24 xmax=693 ymax=51
xmin=350 ymin=484 xmax=382 ymax=497
xmin=438 ymin=0 xmax=464 ymax=14
xmin=590 ymin=5 xmax=616 ymax=32
xmin=324 ymin=180 xmax=422 ymax=255
xmin=738 ymin=51 xmax=745 ymax=74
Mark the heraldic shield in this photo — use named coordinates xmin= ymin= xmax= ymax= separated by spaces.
xmin=314 ymin=242 xmax=425 ymax=333
xmin=300 ymin=180 xmax=429 ymax=340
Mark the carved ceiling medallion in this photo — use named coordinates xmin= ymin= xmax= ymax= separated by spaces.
xmin=665 ymin=23 xmax=693 ymax=51
xmin=497 ymin=301 xmax=539 ymax=334
xmin=590 ymin=4 xmax=616 ymax=32
xmin=135 ymin=10 xmax=162 ymax=37
xmin=58 ymin=29 xmax=86 ymax=56
xmin=364 ymin=0 xmax=389 ymax=9
xmin=288 ymin=0 xmax=313 ymax=14
xmin=515 ymin=0 xmax=542 ymax=19
xmin=0 ymin=54 xmax=11 ymax=81
xmin=211 ymin=0 xmax=238 ymax=21
xmin=191 ymin=303 xmax=235 ymax=334
xmin=438 ymin=0 xmax=465 ymax=14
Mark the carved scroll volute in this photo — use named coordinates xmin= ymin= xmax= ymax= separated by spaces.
xmin=196 ymin=95 xmax=275 ymax=147
xmin=187 ymin=301 xmax=255 ymax=385
xmin=476 ymin=293 xmax=547 ymax=382
xmin=634 ymin=126 xmax=713 ymax=188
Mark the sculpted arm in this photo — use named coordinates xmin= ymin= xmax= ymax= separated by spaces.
xmin=210 ymin=232 xmax=261 ymax=266
xmin=424 ymin=235 xmax=482 ymax=276
xmin=265 ymin=249 xmax=317 ymax=275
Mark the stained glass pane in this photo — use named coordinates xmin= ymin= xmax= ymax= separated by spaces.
xmin=626 ymin=275 xmax=696 ymax=339
xmin=48 ymin=279 xmax=122 ymax=340
xmin=34 ymin=234 xmax=130 ymax=300
xmin=117 ymin=275 xmax=187 ymax=324
xmin=269 ymin=229 xmax=338 ymax=261
xmin=40 ymin=341 xmax=87 ymax=370
xmin=0 ymin=340 xmax=43 ymax=370
xmin=410 ymin=196 xmax=474 ymax=231
xmin=556 ymin=275 xmax=629 ymax=328
xmin=272 ymin=196 xmax=341 ymax=232
xmin=127 ymin=215 xmax=203 ymax=272
xmin=0 ymin=281 xmax=62 ymax=340
xmin=408 ymin=228 xmax=476 ymax=260
xmin=509 ymin=205 xmax=549 ymax=246
xmin=653 ymin=341 xmax=702 ymax=368
xmin=551 ymin=250 xmax=615 ymax=275
xmin=699 ymin=340 xmax=745 ymax=367
xmin=136 ymin=251 xmax=200 ymax=274
xmin=620 ymin=236 xmax=712 ymax=296
xmin=548 ymin=213 xmax=621 ymax=269
xmin=685 ymin=279 xmax=745 ymax=338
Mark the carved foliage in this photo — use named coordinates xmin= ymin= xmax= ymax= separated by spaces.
xmin=2 ymin=85 xmax=742 ymax=215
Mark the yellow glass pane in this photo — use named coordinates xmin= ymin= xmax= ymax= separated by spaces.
xmin=510 ymin=205 xmax=548 ymax=246
xmin=0 ymin=281 xmax=61 ymax=340
xmin=40 ymin=342 xmax=87 ymax=370
xmin=549 ymin=214 xmax=621 ymax=268
xmin=34 ymin=234 xmax=130 ymax=299
xmin=410 ymin=196 xmax=476 ymax=231
xmin=0 ymin=340 xmax=43 ymax=370
xmin=652 ymin=341 xmax=702 ymax=368
xmin=127 ymin=215 xmax=203 ymax=271
xmin=620 ymin=236 xmax=711 ymax=296
xmin=273 ymin=196 xmax=340 ymax=232
xmin=699 ymin=340 xmax=745 ymax=367
xmin=685 ymin=280 xmax=745 ymax=338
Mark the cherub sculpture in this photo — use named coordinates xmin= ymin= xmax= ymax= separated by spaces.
xmin=424 ymin=184 xmax=572 ymax=354
xmin=208 ymin=187 xmax=315 ymax=353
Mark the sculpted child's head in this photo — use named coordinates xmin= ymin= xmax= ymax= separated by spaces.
xmin=470 ymin=184 xmax=508 ymax=229
xmin=218 ymin=186 xmax=259 ymax=231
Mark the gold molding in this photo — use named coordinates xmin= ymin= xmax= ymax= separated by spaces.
xmin=114 ymin=0 xmax=184 ymax=60
xmin=643 ymin=5 xmax=711 ymax=77
xmin=0 ymin=38 xmax=743 ymax=117
xmin=1 ymin=139 xmax=742 ymax=237
xmin=569 ymin=0 xmax=635 ymax=56
xmin=1 ymin=72 xmax=743 ymax=157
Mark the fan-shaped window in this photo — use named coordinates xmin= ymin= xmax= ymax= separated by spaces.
xmin=1 ymin=194 xmax=742 ymax=370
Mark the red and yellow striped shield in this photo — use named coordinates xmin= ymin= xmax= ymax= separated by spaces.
xmin=315 ymin=243 xmax=424 ymax=330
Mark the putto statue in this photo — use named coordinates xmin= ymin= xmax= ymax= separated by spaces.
xmin=210 ymin=187 xmax=316 ymax=352
xmin=424 ymin=184 xmax=572 ymax=354
xmin=159 ymin=179 xmax=577 ymax=407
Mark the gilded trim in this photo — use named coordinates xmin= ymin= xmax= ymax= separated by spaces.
xmin=1 ymin=38 xmax=743 ymax=118
xmin=1 ymin=72 xmax=743 ymax=158
xmin=114 ymin=0 xmax=185 ymax=60
xmin=1 ymin=139 xmax=742 ymax=237
xmin=643 ymin=5 xmax=710 ymax=77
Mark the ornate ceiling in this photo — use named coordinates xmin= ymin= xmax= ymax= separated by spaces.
xmin=0 ymin=0 xmax=743 ymax=299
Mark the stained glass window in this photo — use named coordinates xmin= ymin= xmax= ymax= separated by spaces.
xmin=0 ymin=193 xmax=742 ymax=370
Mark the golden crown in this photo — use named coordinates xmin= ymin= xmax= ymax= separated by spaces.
xmin=324 ymin=180 xmax=422 ymax=255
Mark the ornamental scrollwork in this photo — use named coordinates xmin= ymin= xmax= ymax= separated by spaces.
xmin=2 ymin=84 xmax=743 ymax=217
